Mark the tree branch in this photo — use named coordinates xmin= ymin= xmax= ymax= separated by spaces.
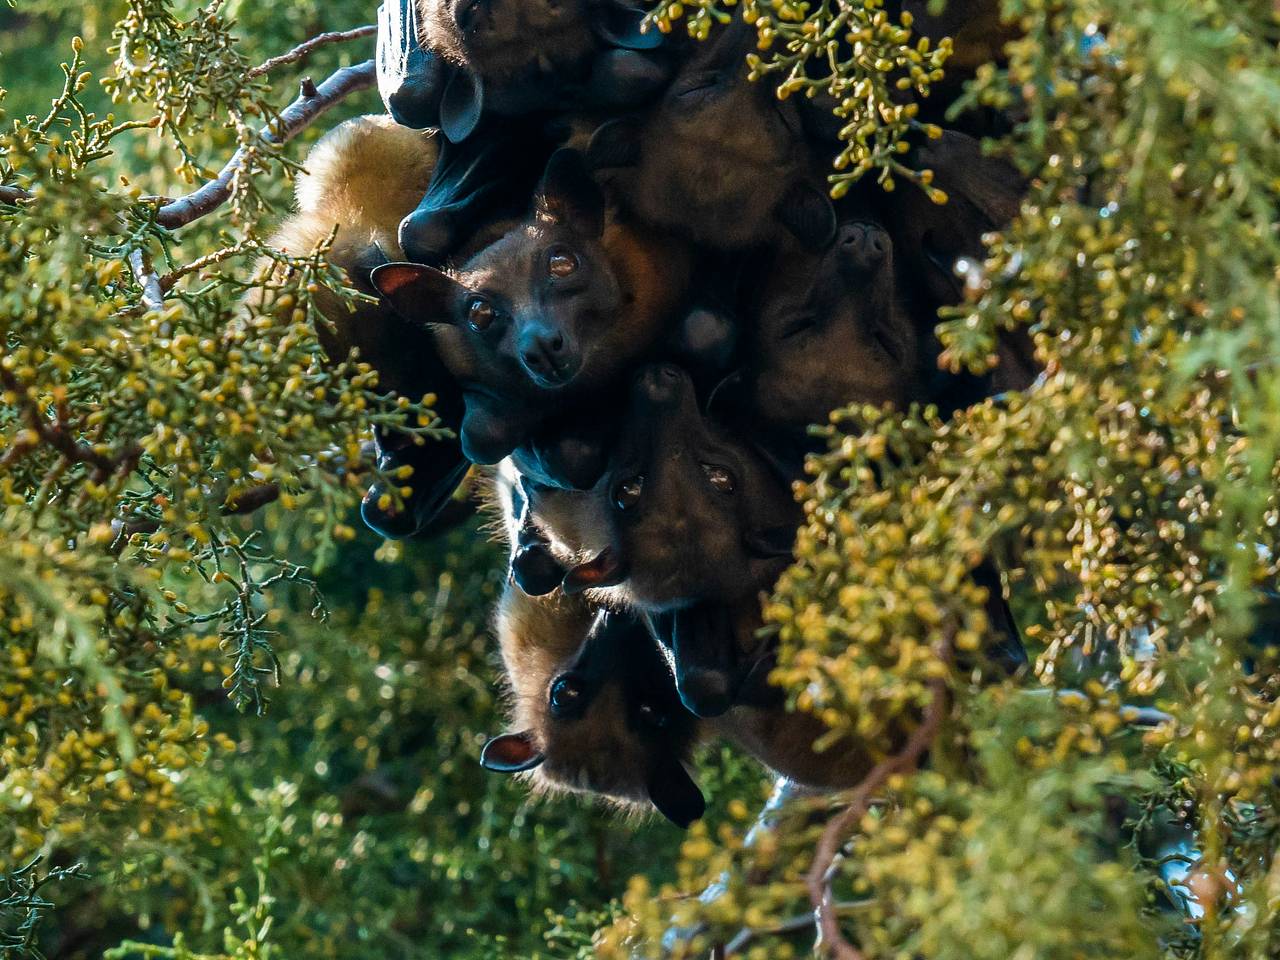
xmin=805 ymin=645 xmax=953 ymax=960
xmin=246 ymin=25 xmax=376 ymax=78
xmin=128 ymin=248 xmax=165 ymax=312
xmin=159 ymin=242 xmax=260 ymax=291
xmin=0 ymin=184 xmax=34 ymax=205
xmin=0 ymin=367 xmax=144 ymax=481
xmin=154 ymin=59 xmax=377 ymax=229
xmin=724 ymin=902 xmax=870 ymax=956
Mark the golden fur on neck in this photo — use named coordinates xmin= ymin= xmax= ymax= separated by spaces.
xmin=273 ymin=114 xmax=436 ymax=268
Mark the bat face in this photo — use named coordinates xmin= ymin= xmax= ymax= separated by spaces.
xmin=581 ymin=363 xmax=798 ymax=610
xmin=542 ymin=611 xmax=703 ymax=820
xmin=421 ymin=0 xmax=596 ymax=93
xmin=373 ymin=150 xmax=677 ymax=465
xmin=589 ymin=16 xmax=832 ymax=251
xmin=747 ymin=217 xmax=921 ymax=431
xmin=482 ymin=607 xmax=706 ymax=827
xmin=637 ymin=23 xmax=800 ymax=233
xmin=415 ymin=0 xmax=662 ymax=122
xmin=448 ymin=223 xmax=623 ymax=394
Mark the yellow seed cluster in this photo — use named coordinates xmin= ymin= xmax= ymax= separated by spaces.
xmin=1 ymin=26 xmax=446 ymax=933
xmin=648 ymin=0 xmax=951 ymax=199
xmin=599 ymin=0 xmax=1280 ymax=954
xmin=8 ymin=0 xmax=1280 ymax=955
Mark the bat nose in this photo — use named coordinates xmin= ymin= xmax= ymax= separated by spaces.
xmin=837 ymin=221 xmax=889 ymax=272
xmin=520 ymin=330 xmax=577 ymax=386
xmin=633 ymin=362 xmax=684 ymax=406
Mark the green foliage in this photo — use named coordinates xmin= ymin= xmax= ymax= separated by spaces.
xmin=2 ymin=858 xmax=90 ymax=960
xmin=3 ymin=1 xmax=652 ymax=956
xmin=649 ymin=0 xmax=953 ymax=195
xmin=599 ymin=1 xmax=1280 ymax=957
xmin=4 ymin=0 xmax=1280 ymax=958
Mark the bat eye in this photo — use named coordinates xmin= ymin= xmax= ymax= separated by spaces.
xmin=548 ymin=249 xmax=579 ymax=279
xmin=638 ymin=702 xmax=669 ymax=729
xmin=702 ymin=464 xmax=735 ymax=494
xmin=613 ymin=475 xmax=644 ymax=510
xmin=549 ymin=674 xmax=586 ymax=718
xmin=467 ymin=297 xmax=495 ymax=332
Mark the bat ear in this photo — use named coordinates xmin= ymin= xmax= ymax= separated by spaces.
xmin=592 ymin=0 xmax=664 ymax=50
xmin=777 ymin=181 xmax=837 ymax=251
xmin=647 ymin=759 xmax=705 ymax=828
xmin=586 ymin=117 xmax=643 ymax=170
xmin=515 ymin=429 xmax=609 ymax=491
xmin=360 ymin=440 xmax=471 ymax=540
xmin=480 ymin=731 xmax=545 ymax=772
xmin=669 ymin=604 xmax=737 ymax=717
xmin=370 ymin=262 xmax=467 ymax=325
xmin=561 ymin=547 xmax=627 ymax=595
xmin=535 ymin=149 xmax=606 ymax=238
xmin=460 ymin=399 xmax=524 ymax=465
xmin=585 ymin=49 xmax=673 ymax=108
xmin=440 ymin=67 xmax=484 ymax=143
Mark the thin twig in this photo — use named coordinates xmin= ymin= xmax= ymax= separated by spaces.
xmin=0 ymin=366 xmax=144 ymax=481
xmin=159 ymin=242 xmax=260 ymax=291
xmin=724 ymin=902 xmax=870 ymax=956
xmin=805 ymin=645 xmax=953 ymax=960
xmin=223 ymin=483 xmax=280 ymax=515
xmin=246 ymin=25 xmax=376 ymax=78
xmin=155 ymin=59 xmax=376 ymax=229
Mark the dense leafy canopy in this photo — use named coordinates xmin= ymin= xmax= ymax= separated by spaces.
xmin=3 ymin=0 xmax=1279 ymax=958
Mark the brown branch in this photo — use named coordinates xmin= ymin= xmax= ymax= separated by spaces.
xmin=110 ymin=483 xmax=282 ymax=553
xmin=223 ymin=483 xmax=280 ymax=515
xmin=724 ymin=902 xmax=870 ymax=956
xmin=0 ymin=184 xmax=34 ymax=205
xmin=805 ymin=646 xmax=954 ymax=960
xmin=159 ymin=243 xmax=261 ymax=291
xmin=0 ymin=366 xmax=143 ymax=481
xmin=246 ymin=25 xmax=376 ymax=78
xmin=154 ymin=59 xmax=376 ymax=229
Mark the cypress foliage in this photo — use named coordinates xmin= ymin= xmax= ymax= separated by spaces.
xmin=3 ymin=1 xmax=1278 ymax=958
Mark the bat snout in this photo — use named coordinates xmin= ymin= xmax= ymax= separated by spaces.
xmin=836 ymin=221 xmax=890 ymax=273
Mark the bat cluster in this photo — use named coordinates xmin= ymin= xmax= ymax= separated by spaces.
xmin=273 ymin=0 xmax=1034 ymax=826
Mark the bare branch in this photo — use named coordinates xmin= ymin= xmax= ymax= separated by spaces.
xmin=0 ymin=185 xmax=34 ymax=205
xmin=246 ymin=25 xmax=376 ymax=78
xmin=154 ymin=59 xmax=377 ymax=229
xmin=128 ymin=249 xmax=165 ymax=311
xmin=724 ymin=903 xmax=870 ymax=956
xmin=805 ymin=645 xmax=954 ymax=960
xmin=223 ymin=483 xmax=281 ymax=515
